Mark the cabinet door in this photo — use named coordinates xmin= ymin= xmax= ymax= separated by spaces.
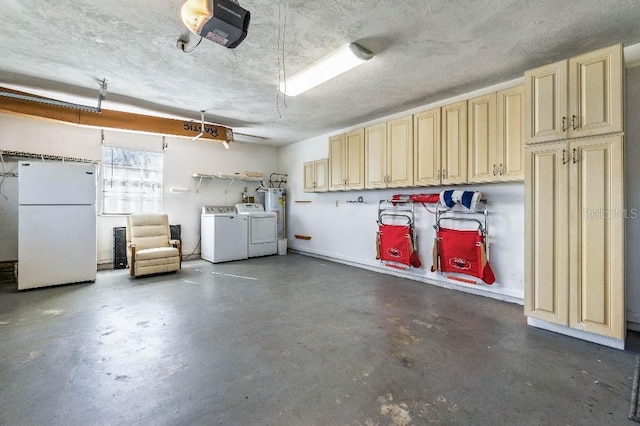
xmin=365 ymin=123 xmax=388 ymax=189
xmin=568 ymin=135 xmax=624 ymax=339
xmin=314 ymin=158 xmax=329 ymax=192
xmin=468 ymin=93 xmax=497 ymax=183
xmin=328 ymin=134 xmax=345 ymax=191
xmin=303 ymin=161 xmax=315 ymax=192
xmin=524 ymin=60 xmax=568 ymax=144
xmin=387 ymin=115 xmax=413 ymax=188
xmin=414 ymin=108 xmax=441 ymax=186
xmin=441 ymin=101 xmax=467 ymax=185
xmin=568 ymin=44 xmax=623 ymax=139
xmin=345 ymin=129 xmax=365 ymax=190
xmin=524 ymin=142 xmax=569 ymax=326
xmin=497 ymin=85 xmax=525 ymax=181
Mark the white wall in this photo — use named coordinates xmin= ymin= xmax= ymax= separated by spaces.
xmin=279 ymin=132 xmax=525 ymax=303
xmin=0 ymin=114 xmax=279 ymax=265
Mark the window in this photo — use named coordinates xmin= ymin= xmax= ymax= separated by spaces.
xmin=101 ymin=146 xmax=163 ymax=214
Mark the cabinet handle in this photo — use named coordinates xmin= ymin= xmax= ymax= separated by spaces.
xmin=571 ymin=115 xmax=578 ymax=131
xmin=492 ymin=164 xmax=497 ymax=176
xmin=499 ymin=164 xmax=503 ymax=176
xmin=562 ymin=116 xmax=569 ymax=132
xmin=562 ymin=149 xmax=567 ymax=165
xmin=572 ymin=148 xmax=577 ymax=164
xmin=442 ymin=169 xmax=447 ymax=180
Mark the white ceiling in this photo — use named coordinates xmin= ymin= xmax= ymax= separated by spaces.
xmin=1 ymin=0 xmax=640 ymax=146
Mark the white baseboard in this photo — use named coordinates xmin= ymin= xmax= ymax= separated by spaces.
xmin=289 ymin=247 xmax=524 ymax=305
xmin=527 ymin=317 xmax=625 ymax=349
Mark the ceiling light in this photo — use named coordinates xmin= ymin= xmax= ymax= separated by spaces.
xmin=279 ymin=43 xmax=373 ymax=96
xmin=222 ymin=141 xmax=230 ymax=150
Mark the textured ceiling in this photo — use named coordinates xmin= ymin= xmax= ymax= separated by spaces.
xmin=1 ymin=0 xmax=640 ymax=146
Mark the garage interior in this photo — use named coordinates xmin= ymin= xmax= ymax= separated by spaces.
xmin=2 ymin=0 xmax=640 ymax=424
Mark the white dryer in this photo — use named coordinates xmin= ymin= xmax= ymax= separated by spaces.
xmin=201 ymin=206 xmax=248 ymax=263
xmin=235 ymin=203 xmax=278 ymax=257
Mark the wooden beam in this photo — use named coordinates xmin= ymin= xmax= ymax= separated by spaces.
xmin=0 ymin=86 xmax=232 ymax=142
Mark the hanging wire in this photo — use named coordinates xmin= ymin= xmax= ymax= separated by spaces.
xmin=0 ymin=153 xmax=9 ymax=201
xmin=276 ymin=0 xmax=288 ymax=118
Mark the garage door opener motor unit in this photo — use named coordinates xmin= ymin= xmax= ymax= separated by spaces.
xmin=181 ymin=0 xmax=250 ymax=49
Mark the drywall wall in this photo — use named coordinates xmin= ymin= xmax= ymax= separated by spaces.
xmin=0 ymin=114 xmax=279 ymax=265
xmin=625 ymin=66 xmax=640 ymax=327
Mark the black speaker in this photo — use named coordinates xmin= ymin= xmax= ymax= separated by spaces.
xmin=170 ymin=224 xmax=181 ymax=242
xmin=113 ymin=227 xmax=127 ymax=270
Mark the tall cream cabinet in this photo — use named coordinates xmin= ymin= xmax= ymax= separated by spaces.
xmin=468 ymin=86 xmax=525 ymax=183
xmin=524 ymin=43 xmax=625 ymax=348
xmin=525 ymin=135 xmax=624 ymax=344
xmin=524 ymin=44 xmax=623 ymax=144
xmin=329 ymin=130 xmax=365 ymax=191
xmin=303 ymin=158 xmax=328 ymax=192
xmin=365 ymin=116 xmax=413 ymax=189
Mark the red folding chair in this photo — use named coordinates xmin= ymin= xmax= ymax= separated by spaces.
xmin=431 ymin=201 xmax=495 ymax=285
xmin=376 ymin=200 xmax=421 ymax=269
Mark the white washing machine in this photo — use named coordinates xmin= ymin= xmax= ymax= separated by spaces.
xmin=201 ymin=206 xmax=248 ymax=263
xmin=235 ymin=203 xmax=278 ymax=257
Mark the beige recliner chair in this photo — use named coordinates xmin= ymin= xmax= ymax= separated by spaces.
xmin=126 ymin=213 xmax=182 ymax=277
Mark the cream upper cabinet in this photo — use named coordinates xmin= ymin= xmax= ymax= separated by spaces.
xmin=524 ymin=60 xmax=567 ymax=144
xmin=468 ymin=93 xmax=497 ymax=183
xmin=568 ymin=45 xmax=623 ymax=139
xmin=386 ymin=115 xmax=414 ymax=188
xmin=525 ymin=44 xmax=622 ymax=144
xmin=314 ymin=158 xmax=328 ymax=192
xmin=364 ymin=123 xmax=387 ymax=189
xmin=329 ymin=130 xmax=364 ymax=191
xmin=441 ymin=101 xmax=467 ymax=185
xmin=497 ymin=85 xmax=525 ymax=181
xmin=344 ymin=129 xmax=365 ymax=190
xmin=303 ymin=158 xmax=328 ymax=192
xmin=328 ymin=134 xmax=345 ymax=191
xmin=365 ymin=117 xmax=413 ymax=189
xmin=414 ymin=108 xmax=441 ymax=186
xmin=525 ymin=135 xmax=625 ymax=342
xmin=303 ymin=161 xmax=315 ymax=193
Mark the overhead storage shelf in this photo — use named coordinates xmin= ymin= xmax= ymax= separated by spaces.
xmin=192 ymin=173 xmax=263 ymax=192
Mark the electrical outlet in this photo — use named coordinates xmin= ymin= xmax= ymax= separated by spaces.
xmin=176 ymin=39 xmax=188 ymax=51
xmin=335 ymin=200 xmax=339 ymax=207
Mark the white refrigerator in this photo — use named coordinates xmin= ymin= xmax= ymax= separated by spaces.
xmin=18 ymin=161 xmax=97 ymax=290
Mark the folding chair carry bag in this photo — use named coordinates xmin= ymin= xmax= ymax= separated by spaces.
xmin=432 ymin=227 xmax=495 ymax=284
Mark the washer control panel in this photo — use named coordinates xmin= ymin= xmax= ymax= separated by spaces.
xmin=202 ymin=206 xmax=236 ymax=215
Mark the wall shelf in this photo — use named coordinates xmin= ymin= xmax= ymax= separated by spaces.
xmin=192 ymin=173 xmax=263 ymax=192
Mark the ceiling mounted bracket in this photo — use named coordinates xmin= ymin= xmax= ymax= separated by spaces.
xmin=192 ymin=110 xmax=206 ymax=141
xmin=0 ymin=78 xmax=108 ymax=113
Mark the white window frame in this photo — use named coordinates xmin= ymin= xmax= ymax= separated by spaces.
xmin=101 ymin=146 xmax=163 ymax=215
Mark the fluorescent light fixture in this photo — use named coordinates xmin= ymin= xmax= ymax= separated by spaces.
xmin=279 ymin=43 xmax=373 ymax=96
xmin=222 ymin=141 xmax=230 ymax=150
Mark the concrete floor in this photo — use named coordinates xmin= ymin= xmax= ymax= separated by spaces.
xmin=0 ymin=254 xmax=637 ymax=425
